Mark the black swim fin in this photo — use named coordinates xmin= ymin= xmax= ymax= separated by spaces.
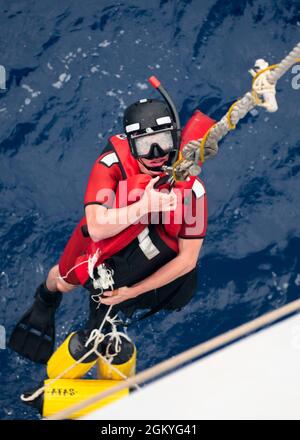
xmin=8 ymin=283 xmax=62 ymax=364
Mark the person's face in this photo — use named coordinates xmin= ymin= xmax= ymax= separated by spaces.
xmin=137 ymin=154 xmax=169 ymax=175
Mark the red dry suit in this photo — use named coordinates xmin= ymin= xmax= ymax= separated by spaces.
xmin=58 ymin=110 xmax=215 ymax=289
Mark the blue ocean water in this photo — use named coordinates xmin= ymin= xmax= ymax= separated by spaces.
xmin=0 ymin=0 xmax=299 ymax=419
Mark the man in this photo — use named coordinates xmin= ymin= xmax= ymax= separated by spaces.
xmin=9 ymin=83 xmax=216 ymax=364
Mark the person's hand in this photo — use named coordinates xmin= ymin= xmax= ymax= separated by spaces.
xmin=100 ymin=286 xmax=137 ymax=306
xmin=139 ymin=176 xmax=177 ymax=214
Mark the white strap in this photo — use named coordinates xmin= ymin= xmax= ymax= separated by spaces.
xmin=137 ymin=227 xmax=160 ymax=260
xmin=100 ymin=152 xmax=119 ymax=166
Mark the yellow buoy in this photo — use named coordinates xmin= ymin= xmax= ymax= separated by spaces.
xmin=47 ymin=331 xmax=99 ymax=379
xmin=41 ymin=379 xmax=129 ymax=419
xmin=97 ymin=335 xmax=136 ymax=380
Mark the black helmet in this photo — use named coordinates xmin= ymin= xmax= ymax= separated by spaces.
xmin=124 ymin=99 xmax=172 ymax=135
xmin=123 ymin=78 xmax=181 ymax=167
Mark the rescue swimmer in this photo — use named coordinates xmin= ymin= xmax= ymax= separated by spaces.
xmin=9 ymin=77 xmax=218 ymax=365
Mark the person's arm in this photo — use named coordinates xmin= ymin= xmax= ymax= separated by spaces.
xmin=85 ymin=203 xmax=145 ymax=242
xmin=101 ymin=181 xmax=207 ymax=306
xmin=101 ymin=237 xmax=203 ymax=305
xmin=84 ymin=146 xmax=177 ymax=242
xmin=131 ymin=237 xmax=203 ymax=295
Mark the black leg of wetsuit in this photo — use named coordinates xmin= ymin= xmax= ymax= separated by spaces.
xmin=87 ymin=297 xmax=122 ymax=333
xmin=8 ymin=282 xmax=62 ymax=364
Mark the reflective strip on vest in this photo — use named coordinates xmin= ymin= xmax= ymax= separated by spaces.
xmin=192 ymin=179 xmax=205 ymax=199
xmin=137 ymin=227 xmax=160 ymax=260
xmin=100 ymin=152 xmax=119 ymax=166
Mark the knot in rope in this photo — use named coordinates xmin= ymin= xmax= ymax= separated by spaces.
xmin=88 ymin=250 xmax=115 ymax=291
xmin=84 ymin=328 xmax=105 ymax=355
xmin=103 ymin=314 xmax=132 ymax=362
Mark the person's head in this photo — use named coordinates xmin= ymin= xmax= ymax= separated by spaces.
xmin=123 ymin=98 xmax=180 ymax=175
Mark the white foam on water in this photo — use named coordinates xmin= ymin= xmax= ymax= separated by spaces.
xmin=52 ymin=73 xmax=71 ymax=89
xmin=136 ymin=82 xmax=148 ymax=90
xmin=22 ymin=84 xmax=33 ymax=93
xmin=0 ymin=271 xmax=9 ymax=288
xmin=52 ymin=81 xmax=63 ymax=89
xmin=22 ymin=84 xmax=41 ymax=98
xmin=35 ymin=263 xmax=44 ymax=274
xmin=250 ymin=108 xmax=259 ymax=117
xmin=59 ymin=73 xmax=67 ymax=82
xmin=98 ymin=40 xmax=111 ymax=48
xmin=118 ymin=97 xmax=126 ymax=109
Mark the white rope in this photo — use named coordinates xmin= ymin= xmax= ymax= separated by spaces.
xmin=98 ymin=305 xmax=113 ymax=333
xmin=21 ymin=302 xmax=138 ymax=403
xmin=87 ymin=250 xmax=115 ymax=302
xmin=268 ymin=42 xmax=300 ymax=84
xmin=85 ymin=325 xmax=137 ymax=384
xmin=21 ymin=330 xmax=105 ymax=403
xmin=87 ymin=249 xmax=100 ymax=284
xmin=46 ymin=298 xmax=300 ymax=420
xmin=204 ymin=42 xmax=300 ymax=147
xmin=58 ymin=259 xmax=89 ymax=282
xmin=210 ymin=42 xmax=300 ymax=141
xmin=58 ymin=249 xmax=114 ymax=295
xmin=22 ymin=320 xmax=138 ymax=402
xmin=174 ymin=42 xmax=300 ymax=180
xmin=103 ymin=314 xmax=133 ymax=360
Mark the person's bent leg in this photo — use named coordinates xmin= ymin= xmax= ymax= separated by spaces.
xmin=46 ymin=264 xmax=77 ymax=293
xmin=9 ymin=217 xmax=91 ymax=363
xmin=8 ymin=223 xmax=87 ymax=365
xmin=8 ymin=265 xmax=69 ymax=364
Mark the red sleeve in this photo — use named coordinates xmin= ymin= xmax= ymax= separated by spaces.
xmin=84 ymin=148 xmax=123 ymax=209
xmin=178 ymin=178 xmax=207 ymax=239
